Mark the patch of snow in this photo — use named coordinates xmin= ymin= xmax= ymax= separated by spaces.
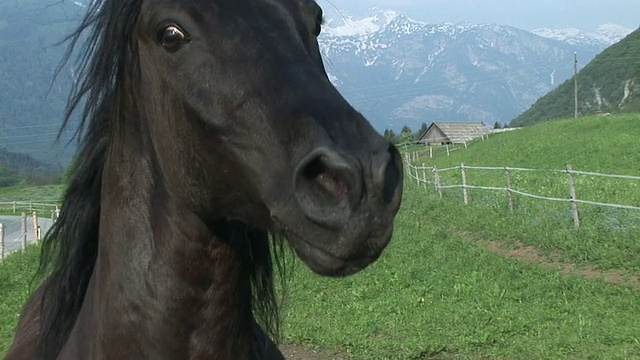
xmin=532 ymin=24 xmax=634 ymax=45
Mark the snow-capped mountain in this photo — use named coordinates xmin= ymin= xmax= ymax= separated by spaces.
xmin=532 ymin=24 xmax=634 ymax=46
xmin=318 ymin=8 xmax=621 ymax=131
xmin=322 ymin=7 xmax=400 ymax=37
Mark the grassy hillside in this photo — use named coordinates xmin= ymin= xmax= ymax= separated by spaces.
xmin=512 ymin=28 xmax=640 ymax=126
xmin=2 ymin=115 xmax=640 ymax=358
xmin=434 ymin=113 xmax=639 ymax=173
xmin=407 ymin=114 xmax=640 ymax=271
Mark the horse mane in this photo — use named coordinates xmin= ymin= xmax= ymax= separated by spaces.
xmin=35 ymin=1 xmax=284 ymax=358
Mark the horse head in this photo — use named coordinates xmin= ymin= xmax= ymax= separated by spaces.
xmin=133 ymin=0 xmax=403 ymax=276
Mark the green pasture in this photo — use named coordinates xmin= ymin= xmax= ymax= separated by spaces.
xmin=405 ymin=114 xmax=640 ymax=271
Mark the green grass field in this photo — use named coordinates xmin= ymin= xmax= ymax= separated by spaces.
xmin=0 ymin=184 xmax=62 ymax=203
xmin=403 ymin=114 xmax=640 ymax=273
xmin=0 ymin=246 xmax=40 ymax=354
xmin=1 ymin=115 xmax=640 ymax=358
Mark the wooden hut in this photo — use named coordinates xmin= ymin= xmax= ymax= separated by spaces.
xmin=417 ymin=122 xmax=488 ymax=145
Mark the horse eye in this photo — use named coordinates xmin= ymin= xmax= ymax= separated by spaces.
xmin=159 ymin=25 xmax=188 ymax=51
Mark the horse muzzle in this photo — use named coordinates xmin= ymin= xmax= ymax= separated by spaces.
xmin=275 ymin=142 xmax=403 ymax=277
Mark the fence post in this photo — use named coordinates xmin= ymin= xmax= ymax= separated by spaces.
xmin=566 ymin=165 xmax=580 ymax=229
xmin=32 ymin=211 xmax=39 ymax=243
xmin=429 ymin=146 xmax=433 ymax=159
xmin=421 ymin=163 xmax=427 ymax=189
xmin=414 ymin=164 xmax=420 ymax=186
xmin=404 ymin=153 xmax=410 ymax=178
xmin=505 ymin=167 xmax=514 ymax=212
xmin=0 ymin=223 xmax=4 ymax=260
xmin=29 ymin=202 xmax=33 ymax=212
xmin=446 ymin=145 xmax=450 ymax=156
xmin=21 ymin=212 xmax=27 ymax=251
xmin=461 ymin=163 xmax=469 ymax=205
xmin=433 ymin=166 xmax=442 ymax=198
xmin=12 ymin=201 xmax=16 ymax=214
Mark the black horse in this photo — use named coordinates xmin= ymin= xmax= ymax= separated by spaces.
xmin=6 ymin=0 xmax=403 ymax=359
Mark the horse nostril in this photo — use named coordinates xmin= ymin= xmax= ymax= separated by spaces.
xmin=294 ymin=147 xmax=362 ymax=227
xmin=382 ymin=144 xmax=402 ymax=204
xmin=301 ymin=156 xmax=351 ymax=200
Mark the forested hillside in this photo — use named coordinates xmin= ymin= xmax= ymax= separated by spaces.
xmin=0 ymin=146 xmax=61 ymax=186
xmin=0 ymin=0 xmax=81 ymax=164
xmin=512 ymin=27 xmax=640 ymax=126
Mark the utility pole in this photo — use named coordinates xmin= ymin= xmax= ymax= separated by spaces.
xmin=574 ymin=52 xmax=578 ymax=118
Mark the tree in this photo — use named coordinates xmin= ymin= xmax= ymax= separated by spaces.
xmin=399 ymin=125 xmax=414 ymax=144
xmin=383 ymin=129 xmax=397 ymax=143
xmin=493 ymin=121 xmax=502 ymax=129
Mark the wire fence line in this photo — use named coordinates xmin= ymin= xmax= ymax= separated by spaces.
xmin=403 ymin=157 xmax=640 ymax=229
xmin=403 ymin=144 xmax=466 ymax=163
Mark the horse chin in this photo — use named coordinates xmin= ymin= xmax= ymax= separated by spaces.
xmin=282 ymin=225 xmax=394 ymax=277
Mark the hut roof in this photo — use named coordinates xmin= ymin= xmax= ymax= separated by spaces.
xmin=419 ymin=122 xmax=488 ymax=144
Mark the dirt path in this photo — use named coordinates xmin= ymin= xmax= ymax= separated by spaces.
xmin=477 ymin=238 xmax=640 ymax=289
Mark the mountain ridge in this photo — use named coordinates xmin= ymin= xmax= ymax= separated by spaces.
xmin=318 ymin=8 xmax=626 ymax=132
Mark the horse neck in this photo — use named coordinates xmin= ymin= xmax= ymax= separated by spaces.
xmin=78 ymin=128 xmax=261 ymax=358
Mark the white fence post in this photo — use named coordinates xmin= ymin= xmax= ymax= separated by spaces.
xmin=566 ymin=165 xmax=580 ymax=229
xmin=21 ymin=212 xmax=27 ymax=251
xmin=0 ymin=223 xmax=4 ymax=260
xmin=433 ymin=166 xmax=442 ymax=198
xmin=33 ymin=211 xmax=40 ymax=243
xmin=461 ymin=163 xmax=469 ymax=205
xmin=505 ymin=167 xmax=514 ymax=212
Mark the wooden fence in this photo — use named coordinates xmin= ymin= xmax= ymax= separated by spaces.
xmin=403 ymin=157 xmax=640 ymax=229
xmin=0 ymin=201 xmax=59 ymax=215
xmin=0 ymin=210 xmax=55 ymax=261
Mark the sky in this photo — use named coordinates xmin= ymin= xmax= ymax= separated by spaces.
xmin=318 ymin=0 xmax=640 ymax=31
